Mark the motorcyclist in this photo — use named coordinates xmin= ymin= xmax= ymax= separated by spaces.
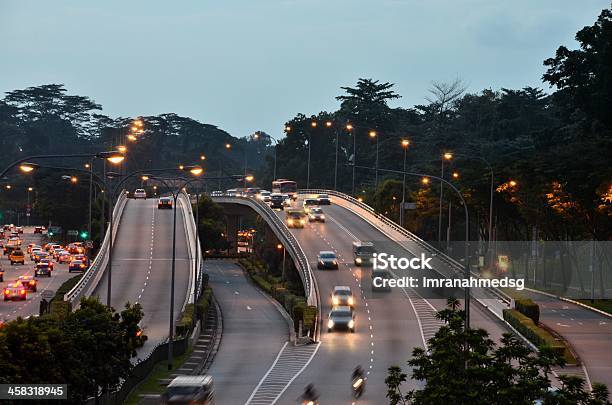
xmin=300 ymin=383 xmax=319 ymax=403
xmin=352 ymin=365 xmax=365 ymax=380
xmin=351 ymin=366 xmax=365 ymax=398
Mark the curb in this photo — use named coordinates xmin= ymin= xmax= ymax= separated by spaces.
xmin=235 ymin=260 xmax=297 ymax=344
xmin=525 ymin=287 xmax=612 ymax=319
xmin=196 ymin=293 xmax=223 ymax=375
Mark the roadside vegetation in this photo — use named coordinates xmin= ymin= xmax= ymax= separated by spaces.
xmin=386 ymin=298 xmax=609 ymax=405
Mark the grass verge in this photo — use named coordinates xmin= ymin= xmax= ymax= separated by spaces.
xmin=123 ymin=348 xmax=193 ymax=405
xmin=576 ymin=299 xmax=612 ymax=316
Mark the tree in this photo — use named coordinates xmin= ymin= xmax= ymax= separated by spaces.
xmin=386 ymin=298 xmax=609 ymax=404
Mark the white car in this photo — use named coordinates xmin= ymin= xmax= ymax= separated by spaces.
xmin=331 ymin=286 xmax=354 ymax=308
xmin=133 ymin=189 xmax=147 ymax=199
xmin=308 ymin=207 xmax=325 ymax=222
xmin=282 ymin=194 xmax=292 ymax=207
xmin=257 ymin=190 xmax=271 ymax=202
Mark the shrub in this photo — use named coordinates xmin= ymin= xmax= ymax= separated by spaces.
xmin=503 ymin=309 xmax=566 ymax=359
xmin=303 ymin=306 xmax=317 ymax=334
xmin=196 ymin=288 xmax=212 ymax=320
xmin=515 ymin=299 xmax=540 ymax=324
xmin=176 ymin=304 xmax=195 ymax=337
xmin=50 ymin=300 xmax=71 ymax=318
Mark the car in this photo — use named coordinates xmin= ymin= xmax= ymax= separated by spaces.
xmin=9 ymin=249 xmax=25 ymax=265
xmin=270 ymin=193 xmax=285 ymax=210
xmin=257 ymin=190 xmax=271 ymax=202
xmin=282 ymin=194 xmax=292 ymax=207
xmin=39 ymin=258 xmax=54 ymax=270
xmin=15 ymin=226 xmax=23 ymax=234
xmin=317 ymin=194 xmax=331 ymax=205
xmin=57 ymin=251 xmax=71 ymax=263
xmin=331 ymin=286 xmax=354 ymax=308
xmin=4 ymin=282 xmax=27 ymax=301
xmin=246 ymin=187 xmax=261 ymax=197
xmin=286 ymin=210 xmax=306 ymax=228
xmin=0 ymin=267 xmax=3 ymax=282
xmin=26 ymin=243 xmax=36 ymax=254
xmin=353 ymin=241 xmax=376 ymax=266
xmin=158 ymin=197 xmax=173 ymax=209
xmin=162 ymin=375 xmax=215 ymax=404
xmin=133 ymin=188 xmax=147 ymax=199
xmin=71 ymin=254 xmax=89 ymax=266
xmin=18 ymin=275 xmax=37 ymax=292
xmin=317 ymin=251 xmax=338 ymax=270
xmin=308 ymin=207 xmax=325 ymax=222
xmin=35 ymin=262 xmax=52 ymax=277
xmin=327 ymin=306 xmax=355 ymax=333
xmin=34 ymin=251 xmax=50 ymax=263
xmin=302 ymin=198 xmax=319 ymax=213
xmin=69 ymin=260 xmax=87 ymax=273
xmin=30 ymin=248 xmax=42 ymax=261
xmin=33 ymin=226 xmax=44 ymax=234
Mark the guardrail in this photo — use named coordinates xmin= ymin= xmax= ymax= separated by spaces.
xmin=298 ymin=189 xmax=512 ymax=307
xmin=64 ymin=191 xmax=129 ymax=305
xmin=177 ymin=191 xmax=201 ymax=309
xmin=211 ymin=195 xmax=320 ymax=341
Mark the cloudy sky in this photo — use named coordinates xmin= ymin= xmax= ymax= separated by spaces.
xmin=1 ymin=1 xmax=608 ymax=138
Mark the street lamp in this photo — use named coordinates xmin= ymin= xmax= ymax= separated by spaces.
xmin=400 ymin=139 xmax=410 ymax=227
xmin=439 ymin=152 xmax=454 ymax=246
xmin=277 ymin=243 xmax=286 ymax=280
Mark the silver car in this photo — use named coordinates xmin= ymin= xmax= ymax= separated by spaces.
xmin=327 ymin=306 xmax=355 ymax=333
xmin=308 ymin=207 xmax=325 ymax=222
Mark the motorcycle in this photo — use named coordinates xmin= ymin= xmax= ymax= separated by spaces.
xmin=352 ymin=376 xmax=365 ymax=398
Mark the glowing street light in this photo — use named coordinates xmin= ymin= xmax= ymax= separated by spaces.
xmin=346 ymin=124 xmax=353 ymax=131
xmin=127 ymin=134 xmax=137 ymax=142
xmin=225 ymin=143 xmax=231 ymax=149
xmin=368 ymin=130 xmax=377 ymax=138
xmin=245 ymin=175 xmax=254 ymax=182
xmin=311 ymin=121 xmax=317 ymax=128
xmin=421 ymin=177 xmax=430 ymax=185
xmin=141 ymin=175 xmax=150 ymax=181
xmin=509 ymin=180 xmax=518 ymax=187
xmin=5 ymin=185 xmax=11 ymax=190
xmin=284 ymin=125 xmax=291 ymax=132
xmin=200 ymin=155 xmax=206 ymax=161
xmin=19 ymin=163 xmax=35 ymax=173
xmin=443 ymin=152 xmax=453 ymax=160
xmin=401 ymin=139 xmax=410 ymax=148
xmin=325 ymin=121 xmax=332 ymax=127
xmin=70 ymin=176 xmax=78 ymax=184
xmin=117 ymin=145 xmax=128 ymax=154
xmin=189 ymin=166 xmax=204 ymax=176
xmin=452 ymin=172 xmax=460 ymax=179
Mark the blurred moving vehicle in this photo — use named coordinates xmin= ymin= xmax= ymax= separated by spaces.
xmin=39 ymin=258 xmax=54 ymax=271
xmin=210 ymin=190 xmax=223 ymax=197
xmin=4 ymin=282 xmax=27 ymax=301
xmin=286 ymin=209 xmax=306 ymax=228
xmin=352 ymin=241 xmax=375 ymax=267
xmin=9 ymin=249 xmax=25 ymax=265
xmin=316 ymin=194 xmax=331 ymax=205
xmin=35 ymin=262 xmax=52 ymax=277
xmin=133 ymin=189 xmax=147 ymax=199
xmin=327 ymin=306 xmax=355 ymax=333
xmin=271 ymin=179 xmax=297 ymax=200
xmin=257 ymin=190 xmax=271 ymax=202
xmin=33 ymin=226 xmax=44 ymax=234
xmin=308 ymin=207 xmax=325 ymax=222
xmin=162 ymin=375 xmax=215 ymax=404
xmin=270 ymin=193 xmax=285 ymax=210
xmin=69 ymin=260 xmax=87 ymax=273
xmin=302 ymin=198 xmax=319 ymax=213
xmin=15 ymin=226 xmax=23 ymax=234
xmin=57 ymin=251 xmax=71 ymax=263
xmin=331 ymin=286 xmax=354 ymax=308
xmin=317 ymin=251 xmax=338 ymax=270
xmin=71 ymin=254 xmax=89 ymax=266
xmin=158 ymin=197 xmax=173 ymax=209
xmin=18 ymin=275 xmax=37 ymax=292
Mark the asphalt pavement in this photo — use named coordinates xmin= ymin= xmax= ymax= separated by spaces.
xmin=206 ymin=260 xmax=288 ymax=404
xmin=0 ymin=226 xmax=79 ymax=322
xmin=275 ymin=198 xmax=515 ymax=404
xmin=522 ymin=289 xmax=612 ymax=388
xmin=91 ymin=198 xmax=192 ymax=358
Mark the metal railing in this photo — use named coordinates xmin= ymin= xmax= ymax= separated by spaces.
xmin=212 ymin=195 xmax=320 ymax=341
xmin=177 ymin=191 xmax=202 ymax=308
xmin=64 ymin=192 xmax=129 ymax=305
xmin=299 ymin=189 xmax=512 ymax=306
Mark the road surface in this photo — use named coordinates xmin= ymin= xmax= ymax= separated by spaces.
xmin=91 ymin=198 xmax=192 ymax=358
xmin=523 ymin=290 xmax=612 ymax=388
xmin=0 ymin=226 xmax=78 ymax=322
xmin=206 ymin=260 xmax=288 ymax=404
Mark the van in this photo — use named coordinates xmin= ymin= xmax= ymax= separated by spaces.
xmin=352 ymin=241 xmax=375 ymax=266
xmin=162 ymin=375 xmax=215 ymax=404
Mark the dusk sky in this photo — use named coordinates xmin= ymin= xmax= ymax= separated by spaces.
xmin=1 ymin=1 xmax=608 ymax=139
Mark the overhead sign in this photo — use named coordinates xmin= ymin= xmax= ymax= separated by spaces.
xmin=67 ymin=230 xmax=78 ymax=236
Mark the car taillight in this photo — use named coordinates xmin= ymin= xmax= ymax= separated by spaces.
xmin=29 ymin=281 xmax=35 ymax=285
xmin=4 ymin=289 xmax=9 ymax=294
xmin=80 ymin=264 xmax=86 ymax=268
xmin=20 ymin=290 xmax=26 ymax=295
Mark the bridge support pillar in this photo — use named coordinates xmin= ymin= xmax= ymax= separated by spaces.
xmin=226 ymin=214 xmax=239 ymax=254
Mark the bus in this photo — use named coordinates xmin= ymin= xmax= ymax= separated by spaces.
xmin=272 ymin=179 xmax=297 ymax=200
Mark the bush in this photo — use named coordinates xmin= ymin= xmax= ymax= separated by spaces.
xmin=196 ymin=288 xmax=212 ymax=320
xmin=50 ymin=300 xmax=71 ymax=318
xmin=54 ymin=274 xmax=83 ymax=300
xmin=515 ymin=299 xmax=540 ymax=324
xmin=503 ymin=309 xmax=566 ymax=359
xmin=303 ymin=306 xmax=317 ymax=334
xmin=175 ymin=304 xmax=195 ymax=337
xmin=252 ymin=274 xmax=273 ymax=293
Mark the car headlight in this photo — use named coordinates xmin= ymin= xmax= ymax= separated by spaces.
xmin=348 ymin=297 xmax=354 ymax=306
xmin=355 ymin=257 xmax=362 ymax=264
xmin=320 ymin=215 xmax=325 ymax=219
xmin=300 ymin=219 xmax=305 ymax=224
xmin=332 ymin=260 xmax=337 ymax=265
xmin=287 ymin=219 xmax=293 ymax=225
xmin=348 ymin=320 xmax=354 ymax=329
xmin=327 ymin=319 xmax=334 ymax=329
xmin=332 ymin=297 xmax=339 ymax=305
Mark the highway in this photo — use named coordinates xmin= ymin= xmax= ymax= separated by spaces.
xmin=0 ymin=226 xmax=78 ymax=322
xmin=273 ymin=197 xmax=514 ymax=404
xmin=206 ymin=260 xmax=289 ymax=404
xmin=522 ymin=290 xmax=612 ymax=389
xmin=91 ymin=198 xmax=192 ymax=357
